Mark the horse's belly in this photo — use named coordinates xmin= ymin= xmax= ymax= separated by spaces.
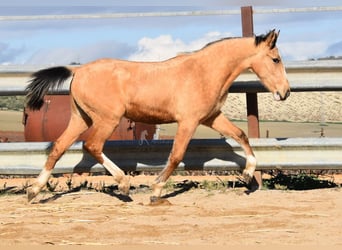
xmin=125 ymin=105 xmax=175 ymax=124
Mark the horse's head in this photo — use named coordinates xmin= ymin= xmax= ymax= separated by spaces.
xmin=250 ymin=30 xmax=290 ymax=101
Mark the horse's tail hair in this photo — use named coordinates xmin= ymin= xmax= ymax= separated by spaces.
xmin=25 ymin=66 xmax=73 ymax=110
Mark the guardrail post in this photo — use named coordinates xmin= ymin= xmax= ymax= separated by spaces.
xmin=241 ymin=6 xmax=262 ymax=189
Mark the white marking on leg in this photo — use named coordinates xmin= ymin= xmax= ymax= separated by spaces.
xmin=101 ymin=153 xmax=124 ymax=181
xmin=37 ymin=168 xmax=52 ymax=187
xmin=101 ymin=153 xmax=130 ymax=194
xmin=152 ymin=181 xmax=166 ymax=198
xmin=31 ymin=168 xmax=52 ymax=195
xmin=243 ymin=155 xmax=257 ymax=181
xmin=247 ymin=155 xmax=257 ymax=168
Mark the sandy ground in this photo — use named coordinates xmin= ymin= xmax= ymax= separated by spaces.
xmin=0 ymin=175 xmax=341 ymax=247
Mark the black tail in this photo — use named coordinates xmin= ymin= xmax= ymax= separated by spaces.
xmin=25 ymin=66 xmax=73 ymax=110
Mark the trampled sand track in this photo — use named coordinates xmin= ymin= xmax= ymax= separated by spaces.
xmin=0 ymin=175 xmax=341 ymax=246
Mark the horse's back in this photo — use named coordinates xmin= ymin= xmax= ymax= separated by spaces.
xmin=69 ymin=55 xmax=218 ymax=124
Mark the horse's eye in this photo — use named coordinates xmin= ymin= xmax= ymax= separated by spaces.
xmin=272 ymin=58 xmax=280 ymax=64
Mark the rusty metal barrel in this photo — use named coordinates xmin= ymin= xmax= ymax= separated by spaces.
xmin=23 ymin=95 xmax=156 ymax=142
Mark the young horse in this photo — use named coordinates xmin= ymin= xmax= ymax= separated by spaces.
xmin=25 ymin=29 xmax=290 ymax=203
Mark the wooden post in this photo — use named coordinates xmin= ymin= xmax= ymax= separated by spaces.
xmin=240 ymin=6 xmax=262 ymax=189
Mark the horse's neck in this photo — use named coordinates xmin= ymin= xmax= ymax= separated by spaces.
xmin=197 ymin=37 xmax=256 ymax=90
xmin=211 ymin=37 xmax=254 ymax=70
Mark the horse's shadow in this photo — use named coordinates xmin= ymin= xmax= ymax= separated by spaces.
xmin=73 ymin=138 xmax=247 ymax=174
xmin=36 ymin=182 xmax=197 ymax=204
xmin=37 ymin=187 xmax=133 ymax=204
xmin=161 ymin=180 xmax=200 ymax=200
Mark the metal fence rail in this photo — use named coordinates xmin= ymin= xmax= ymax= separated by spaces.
xmin=0 ymin=6 xmax=341 ymax=21
xmin=1 ymin=60 xmax=342 ymax=96
xmin=0 ymin=138 xmax=341 ymax=175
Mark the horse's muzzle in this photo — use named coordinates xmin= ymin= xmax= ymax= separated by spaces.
xmin=274 ymin=89 xmax=290 ymax=101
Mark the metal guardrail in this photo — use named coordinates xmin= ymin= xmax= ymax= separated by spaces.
xmin=0 ymin=138 xmax=341 ymax=175
xmin=1 ymin=60 xmax=342 ymax=95
xmin=0 ymin=6 xmax=341 ymax=21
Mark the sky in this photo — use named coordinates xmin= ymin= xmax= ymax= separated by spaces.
xmin=0 ymin=0 xmax=341 ymax=65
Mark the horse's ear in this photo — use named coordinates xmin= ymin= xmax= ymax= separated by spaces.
xmin=265 ymin=29 xmax=279 ymax=49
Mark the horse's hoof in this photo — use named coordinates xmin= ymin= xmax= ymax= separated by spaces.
xmin=118 ymin=176 xmax=130 ymax=196
xmin=149 ymin=196 xmax=172 ymax=206
xmin=27 ymin=187 xmax=38 ymax=203
xmin=242 ymin=169 xmax=254 ymax=185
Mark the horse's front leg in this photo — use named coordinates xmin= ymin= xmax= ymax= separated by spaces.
xmin=203 ymin=112 xmax=256 ymax=184
xmin=151 ymin=121 xmax=198 ymax=204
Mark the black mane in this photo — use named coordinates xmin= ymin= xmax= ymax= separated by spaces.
xmin=201 ymin=30 xmax=277 ymax=51
xmin=255 ymin=33 xmax=270 ymax=46
xmin=202 ymin=37 xmax=236 ymax=49
xmin=180 ymin=30 xmax=276 ymax=56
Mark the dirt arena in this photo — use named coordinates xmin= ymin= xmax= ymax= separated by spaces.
xmin=1 ymin=91 xmax=342 ymax=247
xmin=0 ymin=175 xmax=341 ymax=247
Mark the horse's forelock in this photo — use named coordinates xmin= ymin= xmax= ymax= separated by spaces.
xmin=254 ymin=34 xmax=266 ymax=46
xmin=254 ymin=30 xmax=277 ymax=49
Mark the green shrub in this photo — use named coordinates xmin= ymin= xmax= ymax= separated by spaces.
xmin=0 ymin=96 xmax=25 ymax=111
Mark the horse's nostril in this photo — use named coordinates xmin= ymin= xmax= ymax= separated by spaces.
xmin=277 ymin=90 xmax=290 ymax=101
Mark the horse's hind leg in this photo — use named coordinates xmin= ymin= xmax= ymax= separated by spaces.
xmin=27 ymin=102 xmax=90 ymax=202
xmin=83 ymin=119 xmax=130 ymax=195
xmin=203 ymin=112 xmax=256 ymax=184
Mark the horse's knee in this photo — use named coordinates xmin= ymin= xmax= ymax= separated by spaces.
xmin=236 ymin=130 xmax=249 ymax=144
xmin=83 ymin=142 xmax=100 ymax=156
xmin=169 ymin=154 xmax=183 ymax=166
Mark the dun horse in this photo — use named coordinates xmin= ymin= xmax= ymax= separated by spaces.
xmin=26 ymin=30 xmax=290 ymax=203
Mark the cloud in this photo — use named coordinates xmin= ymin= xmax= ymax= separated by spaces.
xmin=128 ymin=31 xmax=233 ymax=61
xmin=26 ymin=41 xmax=134 ymax=65
xmin=279 ymin=41 xmax=328 ymax=61
xmin=13 ymin=33 xmax=235 ymax=65
xmin=6 ymin=32 xmax=339 ymax=65
xmin=129 ymin=33 xmax=334 ymax=62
